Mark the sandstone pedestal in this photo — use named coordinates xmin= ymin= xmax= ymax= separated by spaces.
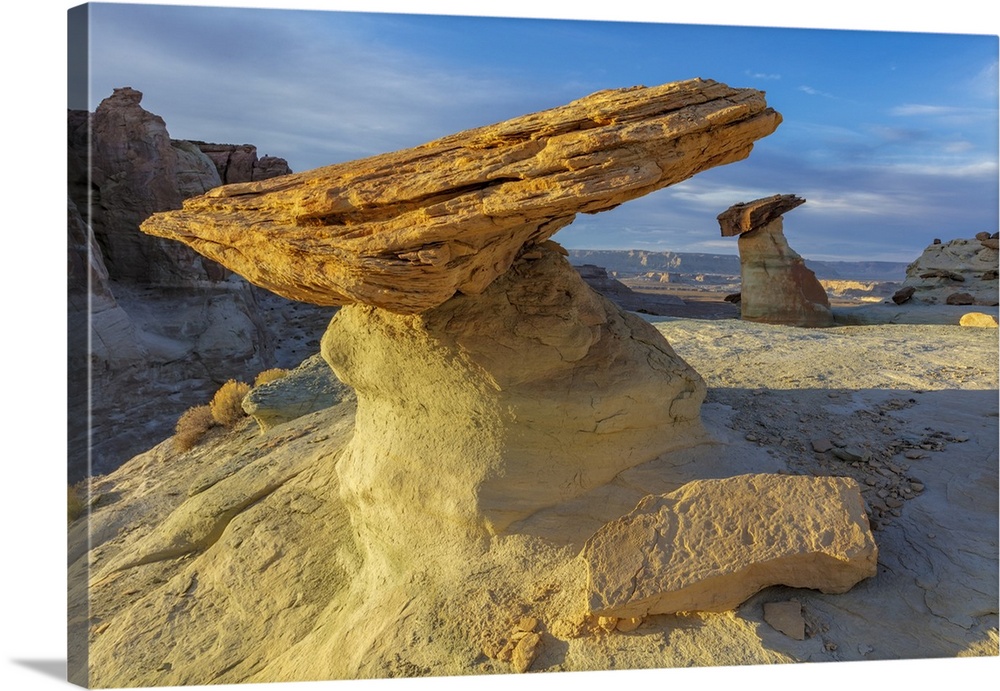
xmin=322 ymin=244 xmax=706 ymax=561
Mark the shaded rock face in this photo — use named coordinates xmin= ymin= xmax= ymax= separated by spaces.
xmin=87 ymin=87 xmax=226 ymax=285
xmin=142 ymin=78 xmax=782 ymax=312
xmin=322 ymin=245 xmax=707 ymax=561
xmin=67 ymin=89 xmax=326 ymax=480
xmin=583 ymin=474 xmax=878 ymax=618
xmin=898 ymin=237 xmax=999 ymax=306
xmin=242 ymin=353 xmax=354 ymax=432
xmin=191 ymin=141 xmax=292 ymax=184
xmin=719 ymin=195 xmax=833 ymax=327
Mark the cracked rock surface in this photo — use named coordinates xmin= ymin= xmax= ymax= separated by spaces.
xmin=140 ymin=79 xmax=780 ymax=313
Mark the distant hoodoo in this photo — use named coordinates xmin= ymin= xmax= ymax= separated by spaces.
xmin=719 ymin=194 xmax=834 ymax=328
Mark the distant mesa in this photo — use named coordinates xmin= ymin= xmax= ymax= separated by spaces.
xmin=719 ymin=194 xmax=835 ymax=328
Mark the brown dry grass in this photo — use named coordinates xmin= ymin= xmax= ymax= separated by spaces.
xmin=175 ymin=404 xmax=217 ymax=451
xmin=254 ymin=368 xmax=290 ymax=387
xmin=210 ymin=380 xmax=251 ymax=427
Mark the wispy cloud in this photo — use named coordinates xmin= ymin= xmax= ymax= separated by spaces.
xmin=890 ymin=104 xmax=967 ymax=117
xmin=798 ymin=85 xmax=835 ymax=98
xmin=746 ymin=70 xmax=781 ymax=80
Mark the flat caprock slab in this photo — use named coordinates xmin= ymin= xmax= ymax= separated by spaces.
xmin=583 ymin=473 xmax=878 ymax=618
xmin=141 ymin=79 xmax=781 ymax=313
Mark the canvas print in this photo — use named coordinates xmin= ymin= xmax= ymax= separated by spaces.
xmin=67 ymin=2 xmax=999 ymax=688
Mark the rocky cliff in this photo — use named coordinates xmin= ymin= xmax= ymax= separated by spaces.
xmin=68 ymin=88 xmax=327 ymax=481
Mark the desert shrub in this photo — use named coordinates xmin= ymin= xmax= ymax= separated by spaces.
xmin=67 ymin=484 xmax=85 ymax=523
xmin=175 ymin=404 xmax=217 ymax=451
xmin=254 ymin=368 xmax=290 ymax=387
xmin=210 ymin=379 xmax=251 ymax=427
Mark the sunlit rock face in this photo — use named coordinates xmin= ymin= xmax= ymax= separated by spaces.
xmin=141 ymin=78 xmax=782 ymax=313
xmin=719 ymin=194 xmax=834 ymax=328
xmin=321 ymin=244 xmax=707 ymax=561
xmin=583 ymin=473 xmax=878 ymax=618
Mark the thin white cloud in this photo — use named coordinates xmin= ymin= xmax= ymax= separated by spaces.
xmin=798 ymin=85 xmax=835 ymax=98
xmin=746 ymin=70 xmax=781 ymax=80
xmin=890 ymin=104 xmax=967 ymax=117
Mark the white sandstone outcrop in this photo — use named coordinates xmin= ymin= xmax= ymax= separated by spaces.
xmin=322 ymin=243 xmax=706 ymax=559
xmin=895 ymin=237 xmax=999 ymax=305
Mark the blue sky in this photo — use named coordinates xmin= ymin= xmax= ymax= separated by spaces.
xmin=75 ymin=1 xmax=998 ymax=262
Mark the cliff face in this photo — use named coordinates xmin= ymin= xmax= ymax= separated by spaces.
xmin=67 ymin=88 xmax=328 ymax=481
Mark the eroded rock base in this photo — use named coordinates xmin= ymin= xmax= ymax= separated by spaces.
xmin=321 ymin=243 xmax=707 ymax=565
xmin=738 ymin=219 xmax=834 ymax=327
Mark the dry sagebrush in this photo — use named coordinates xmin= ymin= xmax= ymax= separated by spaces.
xmin=254 ymin=368 xmax=290 ymax=386
xmin=174 ymin=404 xmax=217 ymax=451
xmin=210 ymin=379 xmax=251 ymax=427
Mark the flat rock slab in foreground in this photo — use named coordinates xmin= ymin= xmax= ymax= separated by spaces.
xmin=141 ymin=79 xmax=780 ymax=313
xmin=583 ymin=473 xmax=878 ymax=618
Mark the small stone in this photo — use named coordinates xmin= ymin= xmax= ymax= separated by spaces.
xmin=885 ymin=498 xmax=904 ymax=509
xmin=904 ymin=450 xmax=925 ymax=460
xmin=910 ymin=482 xmax=925 ymax=493
xmin=616 ymin=617 xmax=643 ymax=633
xmin=832 ymin=447 xmax=864 ymax=463
xmin=858 ymin=643 xmax=874 ymax=656
xmin=946 ymin=292 xmax=975 ymax=305
xmin=825 ymin=641 xmax=838 ymax=651
xmin=959 ymin=313 xmax=998 ymax=328
xmin=597 ymin=616 xmax=619 ymax=633
xmin=811 ymin=439 xmax=834 ymax=453
xmin=515 ymin=616 xmax=539 ymax=633
xmin=763 ymin=601 xmax=806 ymax=640
xmin=511 ymin=631 xmax=542 ymax=673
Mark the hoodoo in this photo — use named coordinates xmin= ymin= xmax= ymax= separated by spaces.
xmin=718 ymin=194 xmax=834 ymax=327
xmin=141 ymin=79 xmax=782 ymax=554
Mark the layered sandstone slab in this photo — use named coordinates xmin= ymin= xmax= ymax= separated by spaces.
xmin=719 ymin=194 xmax=834 ymax=327
xmin=583 ymin=474 xmax=878 ymax=618
xmin=141 ymin=79 xmax=781 ymax=313
xmin=321 ymin=244 xmax=707 ymax=559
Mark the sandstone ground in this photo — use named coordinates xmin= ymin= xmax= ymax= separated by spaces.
xmin=69 ymin=312 xmax=998 ymax=688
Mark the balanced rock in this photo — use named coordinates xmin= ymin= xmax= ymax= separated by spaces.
xmin=718 ymin=194 xmax=834 ymax=327
xmin=897 ymin=237 xmax=999 ymax=305
xmin=141 ymin=79 xmax=781 ymax=313
xmin=582 ymin=474 xmax=878 ymax=618
xmin=322 ymin=243 xmax=706 ymax=560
